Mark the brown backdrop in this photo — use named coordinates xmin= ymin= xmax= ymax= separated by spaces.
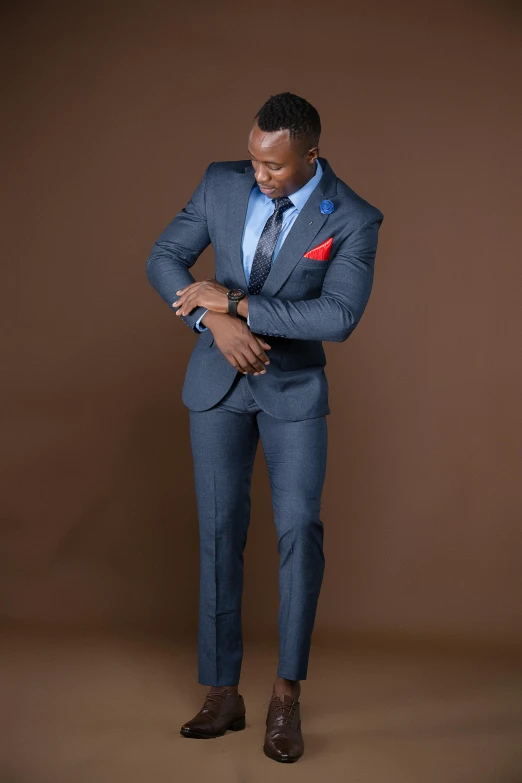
xmin=2 ymin=0 xmax=521 ymax=649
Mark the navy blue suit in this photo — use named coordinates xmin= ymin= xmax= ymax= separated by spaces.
xmin=146 ymin=157 xmax=383 ymax=684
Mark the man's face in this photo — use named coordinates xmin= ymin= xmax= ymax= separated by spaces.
xmin=247 ymin=121 xmax=318 ymax=199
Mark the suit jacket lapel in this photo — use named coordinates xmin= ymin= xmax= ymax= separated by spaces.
xmin=226 ymin=165 xmax=256 ymax=291
xmin=225 ymin=156 xmax=338 ymax=297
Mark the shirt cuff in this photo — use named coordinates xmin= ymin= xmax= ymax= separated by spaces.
xmin=195 ymin=309 xmax=209 ymax=332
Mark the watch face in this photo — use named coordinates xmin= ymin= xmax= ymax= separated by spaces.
xmin=228 ymin=288 xmax=244 ymax=299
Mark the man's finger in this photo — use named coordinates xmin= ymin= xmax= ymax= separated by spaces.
xmin=238 ymin=349 xmax=267 ymax=375
xmin=172 ymin=291 xmax=191 ymax=307
xmin=175 ymin=281 xmax=202 ymax=295
xmin=227 ymin=354 xmax=255 ymax=374
xmin=248 ymin=341 xmax=271 ymax=365
xmin=179 ymin=294 xmax=199 ymax=315
xmin=251 ymin=338 xmax=272 ymax=361
xmin=243 ymin=350 xmax=267 ymax=373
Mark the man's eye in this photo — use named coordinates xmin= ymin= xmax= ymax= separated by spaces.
xmin=269 ymin=166 xmax=282 ymax=171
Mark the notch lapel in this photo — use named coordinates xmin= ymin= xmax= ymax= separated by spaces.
xmin=225 ymin=164 xmax=256 ymax=291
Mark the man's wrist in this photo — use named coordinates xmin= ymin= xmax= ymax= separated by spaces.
xmin=201 ymin=297 xmax=248 ymax=327
xmin=200 ymin=309 xmax=219 ymax=328
xmin=201 ymin=309 xmax=233 ymax=329
xmin=237 ymin=296 xmax=248 ymax=320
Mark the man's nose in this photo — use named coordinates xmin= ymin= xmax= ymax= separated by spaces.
xmin=255 ymin=165 xmax=271 ymax=185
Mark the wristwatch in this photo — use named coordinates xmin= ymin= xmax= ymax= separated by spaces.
xmin=227 ymin=287 xmax=246 ymax=316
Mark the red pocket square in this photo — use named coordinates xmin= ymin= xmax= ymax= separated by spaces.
xmin=303 ymin=237 xmax=333 ymax=261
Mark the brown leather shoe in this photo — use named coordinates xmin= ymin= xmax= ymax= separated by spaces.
xmin=263 ymin=694 xmax=304 ymax=763
xmin=180 ymin=690 xmax=246 ymax=739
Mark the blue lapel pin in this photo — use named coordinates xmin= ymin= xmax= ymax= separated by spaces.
xmin=320 ymin=199 xmax=335 ymax=215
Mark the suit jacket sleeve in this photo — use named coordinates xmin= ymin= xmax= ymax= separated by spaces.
xmin=146 ymin=163 xmax=214 ymax=334
xmin=247 ymin=213 xmax=384 ymax=342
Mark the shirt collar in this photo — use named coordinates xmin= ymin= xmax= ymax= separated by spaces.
xmin=261 ymin=158 xmax=323 ymax=210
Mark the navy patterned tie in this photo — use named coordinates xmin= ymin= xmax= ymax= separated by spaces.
xmin=248 ymin=196 xmax=294 ymax=295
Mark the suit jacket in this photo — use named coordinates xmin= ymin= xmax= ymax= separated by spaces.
xmin=146 ymin=156 xmax=384 ymax=421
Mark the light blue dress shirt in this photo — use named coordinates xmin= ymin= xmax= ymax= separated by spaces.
xmin=195 ymin=158 xmax=324 ymax=331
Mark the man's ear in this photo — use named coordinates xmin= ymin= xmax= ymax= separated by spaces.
xmin=307 ymin=147 xmax=319 ymax=164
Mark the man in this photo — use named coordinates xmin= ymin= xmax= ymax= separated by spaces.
xmin=146 ymin=92 xmax=383 ymax=763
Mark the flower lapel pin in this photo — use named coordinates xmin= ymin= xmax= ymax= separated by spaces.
xmin=320 ymin=199 xmax=335 ymax=215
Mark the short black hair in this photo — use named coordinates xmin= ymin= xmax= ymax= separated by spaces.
xmin=253 ymin=92 xmax=321 ymax=151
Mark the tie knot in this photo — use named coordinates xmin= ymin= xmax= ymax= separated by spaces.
xmin=274 ymin=196 xmax=294 ymax=213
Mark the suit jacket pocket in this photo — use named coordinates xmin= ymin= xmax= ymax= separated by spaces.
xmin=280 ymin=340 xmax=326 ymax=372
xmin=303 ymin=265 xmax=328 ymax=296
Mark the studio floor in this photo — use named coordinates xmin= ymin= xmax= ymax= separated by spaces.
xmin=2 ymin=628 xmax=522 ymax=783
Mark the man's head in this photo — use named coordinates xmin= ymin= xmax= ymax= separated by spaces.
xmin=248 ymin=92 xmax=321 ymax=199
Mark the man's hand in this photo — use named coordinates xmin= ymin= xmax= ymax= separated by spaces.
xmin=200 ymin=311 xmax=271 ymax=376
xmin=172 ymin=279 xmax=230 ymax=316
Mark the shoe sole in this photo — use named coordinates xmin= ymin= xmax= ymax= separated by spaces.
xmin=180 ymin=716 xmax=246 ymax=739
